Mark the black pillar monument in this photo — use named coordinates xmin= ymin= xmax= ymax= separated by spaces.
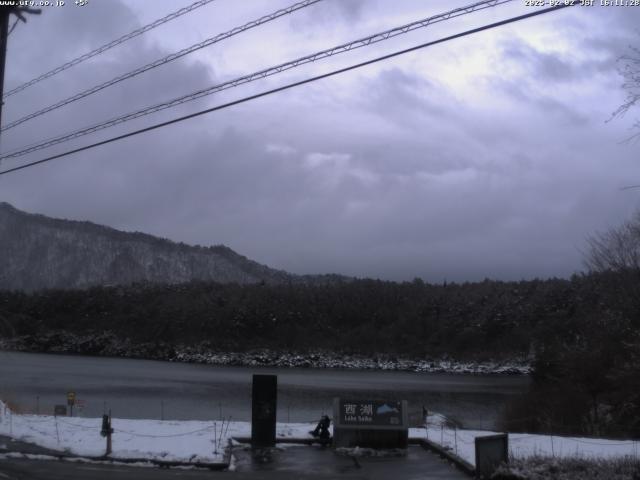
xmin=251 ymin=374 xmax=277 ymax=447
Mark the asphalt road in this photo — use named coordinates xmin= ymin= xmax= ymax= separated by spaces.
xmin=0 ymin=446 xmax=469 ymax=480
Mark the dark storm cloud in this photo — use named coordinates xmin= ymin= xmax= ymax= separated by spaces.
xmin=490 ymin=75 xmax=591 ymax=125
xmin=293 ymin=0 xmax=366 ymax=26
xmin=502 ymin=40 xmax=577 ymax=82
xmin=325 ymin=0 xmax=367 ymax=22
xmin=358 ymin=67 xmax=450 ymax=122
xmin=2 ymin=0 xmax=216 ymax=161
xmin=500 ymin=36 xmax=616 ymax=83
xmin=7 ymin=1 xmax=135 ymax=77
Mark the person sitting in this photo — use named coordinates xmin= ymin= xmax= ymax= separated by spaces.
xmin=310 ymin=415 xmax=331 ymax=439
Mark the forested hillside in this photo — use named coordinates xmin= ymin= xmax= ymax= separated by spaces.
xmin=0 ymin=202 xmax=311 ymax=290
xmin=0 ymin=273 xmax=627 ymax=359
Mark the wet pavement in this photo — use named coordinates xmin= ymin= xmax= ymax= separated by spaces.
xmin=231 ymin=445 xmax=469 ymax=479
xmin=0 ymin=434 xmax=68 ymax=457
xmin=0 ymin=445 xmax=469 ymax=479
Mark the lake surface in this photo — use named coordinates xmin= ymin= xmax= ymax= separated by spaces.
xmin=0 ymin=351 xmax=529 ymax=429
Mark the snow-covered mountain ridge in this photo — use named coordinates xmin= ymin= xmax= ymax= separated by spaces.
xmin=0 ymin=202 xmax=338 ymax=291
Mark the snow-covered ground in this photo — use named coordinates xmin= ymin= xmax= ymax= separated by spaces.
xmin=421 ymin=413 xmax=640 ymax=467
xmin=0 ymin=400 xmax=316 ymax=463
xmin=2 ymin=400 xmax=638 ymax=467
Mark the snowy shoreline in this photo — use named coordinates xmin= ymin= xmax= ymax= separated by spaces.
xmin=171 ymin=348 xmax=531 ymax=375
xmin=0 ymin=333 xmax=531 ymax=375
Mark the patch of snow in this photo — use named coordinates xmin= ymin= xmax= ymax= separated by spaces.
xmin=0 ymin=400 xmax=316 ymax=464
xmin=420 ymin=414 xmax=640 ymax=467
xmin=227 ymin=452 xmax=237 ymax=472
xmin=172 ymin=348 xmax=531 ymax=375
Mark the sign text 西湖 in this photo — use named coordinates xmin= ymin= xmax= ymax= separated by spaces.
xmin=339 ymin=400 xmax=403 ymax=426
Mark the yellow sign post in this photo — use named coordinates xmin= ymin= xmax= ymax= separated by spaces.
xmin=67 ymin=391 xmax=76 ymax=417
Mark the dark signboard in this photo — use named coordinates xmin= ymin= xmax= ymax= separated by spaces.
xmin=339 ymin=399 xmax=403 ymax=426
xmin=333 ymin=398 xmax=409 ymax=448
xmin=54 ymin=405 xmax=67 ymax=416
xmin=251 ymin=374 xmax=277 ymax=447
xmin=475 ymin=434 xmax=508 ymax=479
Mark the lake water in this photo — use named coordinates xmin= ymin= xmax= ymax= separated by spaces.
xmin=0 ymin=351 xmax=529 ymax=430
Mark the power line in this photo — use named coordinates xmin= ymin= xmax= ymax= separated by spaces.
xmin=0 ymin=3 xmax=577 ymax=178
xmin=0 ymin=0 xmax=513 ymax=159
xmin=0 ymin=0 xmax=322 ymax=133
xmin=2 ymin=0 xmax=218 ymax=99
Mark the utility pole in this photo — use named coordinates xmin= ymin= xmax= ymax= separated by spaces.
xmin=0 ymin=7 xmax=11 ymax=129
xmin=0 ymin=6 xmax=41 ymax=129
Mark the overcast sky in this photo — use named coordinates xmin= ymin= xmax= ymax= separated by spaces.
xmin=2 ymin=0 xmax=639 ymax=282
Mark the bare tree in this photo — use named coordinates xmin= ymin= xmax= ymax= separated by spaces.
xmin=585 ymin=211 xmax=640 ymax=272
xmin=611 ymin=45 xmax=640 ymax=138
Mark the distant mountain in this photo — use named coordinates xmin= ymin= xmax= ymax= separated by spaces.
xmin=0 ymin=202 xmax=340 ymax=291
